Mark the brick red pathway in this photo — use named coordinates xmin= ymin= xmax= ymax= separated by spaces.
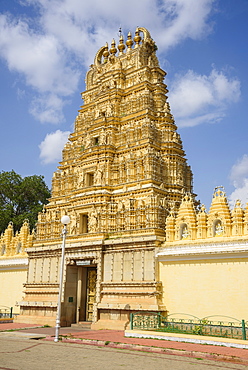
xmin=69 ymin=329 xmax=248 ymax=359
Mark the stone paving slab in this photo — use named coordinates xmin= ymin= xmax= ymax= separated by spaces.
xmin=0 ymin=322 xmax=43 ymax=331
xmin=0 ymin=331 xmax=46 ymax=339
xmin=2 ymin=337 xmax=246 ymax=370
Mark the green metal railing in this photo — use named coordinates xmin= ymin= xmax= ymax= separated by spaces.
xmin=130 ymin=312 xmax=248 ymax=340
xmin=0 ymin=306 xmax=13 ymax=319
xmin=130 ymin=312 xmax=161 ymax=330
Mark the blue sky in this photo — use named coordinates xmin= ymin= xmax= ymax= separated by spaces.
xmin=0 ymin=0 xmax=248 ymax=209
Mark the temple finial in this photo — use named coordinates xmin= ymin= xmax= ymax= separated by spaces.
xmin=103 ymin=42 xmax=109 ymax=63
xmin=134 ymin=27 xmax=141 ymax=48
xmin=118 ymin=34 xmax=125 ymax=55
xmin=126 ymin=31 xmax=133 ymax=51
xmin=110 ymin=39 xmax=117 ymax=55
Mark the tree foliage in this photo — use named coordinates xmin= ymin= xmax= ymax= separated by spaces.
xmin=0 ymin=170 xmax=51 ymax=234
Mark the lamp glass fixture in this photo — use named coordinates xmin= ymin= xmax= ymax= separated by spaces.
xmin=61 ymin=215 xmax=70 ymax=225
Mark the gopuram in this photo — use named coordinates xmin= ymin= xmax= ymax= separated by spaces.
xmin=17 ymin=27 xmax=195 ymax=328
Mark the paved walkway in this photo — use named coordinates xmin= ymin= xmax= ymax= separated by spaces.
xmin=1 ymin=322 xmax=248 ymax=365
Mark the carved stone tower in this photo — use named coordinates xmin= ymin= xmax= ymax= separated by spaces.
xmin=18 ymin=27 xmax=194 ymax=329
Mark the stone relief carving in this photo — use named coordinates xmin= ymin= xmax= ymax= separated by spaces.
xmin=89 ymin=208 xmax=98 ymax=232
xmin=94 ymin=166 xmax=104 ymax=185
xmin=77 ymin=167 xmax=84 ymax=187
xmin=84 ymin=134 xmax=91 ymax=148
xmin=69 ymin=211 xmax=78 ymax=235
xmin=99 ymin=129 xmax=107 ymax=145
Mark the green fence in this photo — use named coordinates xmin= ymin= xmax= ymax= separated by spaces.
xmin=130 ymin=312 xmax=248 ymax=340
xmin=0 ymin=306 xmax=13 ymax=319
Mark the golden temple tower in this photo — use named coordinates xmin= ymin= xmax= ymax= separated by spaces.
xmin=17 ymin=27 xmax=195 ymax=329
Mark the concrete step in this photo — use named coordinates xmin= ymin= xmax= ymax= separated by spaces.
xmin=71 ymin=321 xmax=92 ymax=329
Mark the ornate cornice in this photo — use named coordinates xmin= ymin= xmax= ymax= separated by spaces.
xmin=101 ymin=281 xmax=161 ymax=287
xmin=157 ymin=241 xmax=248 ymax=261
xmin=0 ymin=258 xmax=28 ymax=270
xmin=18 ymin=301 xmax=57 ymax=307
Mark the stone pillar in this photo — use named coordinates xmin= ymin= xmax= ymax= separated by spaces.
xmin=76 ymin=267 xmax=83 ymax=323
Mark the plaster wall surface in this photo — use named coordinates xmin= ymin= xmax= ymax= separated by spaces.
xmin=0 ymin=268 xmax=27 ymax=314
xmin=159 ymin=258 xmax=248 ymax=320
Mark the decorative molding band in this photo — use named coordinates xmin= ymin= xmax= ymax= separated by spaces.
xmin=104 ymin=234 xmax=163 ymax=246
xmin=101 ymin=291 xmax=161 ymax=296
xmin=0 ymin=258 xmax=28 ymax=270
xmin=98 ymin=303 xmax=161 ymax=310
xmin=18 ymin=301 xmax=57 ymax=307
xmin=156 ymin=242 xmax=248 ymax=261
xmin=101 ymin=281 xmax=161 ymax=287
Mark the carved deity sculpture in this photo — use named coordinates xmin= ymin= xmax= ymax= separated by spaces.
xmin=94 ymin=165 xmax=105 ymax=185
xmin=84 ymin=134 xmax=91 ymax=148
xmin=69 ymin=211 xmax=78 ymax=235
xmin=77 ymin=167 xmax=84 ymax=187
xmin=215 ymin=221 xmax=223 ymax=236
xmin=118 ymin=200 xmax=124 ymax=212
xmin=99 ymin=129 xmax=107 ymax=145
xmin=106 ymin=102 xmax=113 ymax=117
xmin=95 ymin=107 xmax=100 ymax=119
xmin=181 ymin=225 xmax=189 ymax=239
xmin=89 ymin=208 xmax=98 ymax=232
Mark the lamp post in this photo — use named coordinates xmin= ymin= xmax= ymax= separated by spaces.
xmin=54 ymin=215 xmax=70 ymax=343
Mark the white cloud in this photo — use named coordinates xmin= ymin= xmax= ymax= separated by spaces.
xmin=29 ymin=93 xmax=66 ymax=124
xmin=35 ymin=0 xmax=215 ymax=55
xmin=0 ymin=12 xmax=80 ymax=124
xmin=154 ymin=0 xmax=215 ymax=49
xmin=0 ymin=14 xmax=79 ymax=94
xmin=16 ymin=87 xmax=26 ymax=100
xmin=230 ymin=154 xmax=248 ymax=188
xmin=229 ymin=180 xmax=248 ymax=208
xmin=169 ymin=68 xmax=241 ymax=127
xmin=39 ymin=129 xmax=70 ymax=164
xmin=0 ymin=0 xmax=216 ymax=124
xmin=229 ymin=155 xmax=248 ymax=207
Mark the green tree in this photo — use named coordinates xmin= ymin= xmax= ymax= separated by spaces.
xmin=0 ymin=170 xmax=51 ymax=233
